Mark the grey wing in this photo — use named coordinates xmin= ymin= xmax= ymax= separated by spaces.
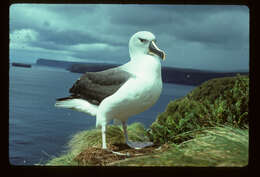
xmin=68 ymin=67 xmax=132 ymax=105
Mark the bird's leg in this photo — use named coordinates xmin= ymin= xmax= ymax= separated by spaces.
xmin=122 ymin=121 xmax=139 ymax=149
xmin=122 ymin=121 xmax=130 ymax=145
xmin=101 ymin=124 xmax=107 ymax=149
xmin=122 ymin=121 xmax=153 ymax=149
xmin=101 ymin=121 xmax=129 ymax=156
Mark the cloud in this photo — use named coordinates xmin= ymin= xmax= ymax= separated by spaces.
xmin=10 ymin=28 xmax=38 ymax=42
xmin=109 ymin=5 xmax=174 ymax=27
xmin=69 ymin=43 xmax=128 ymax=62
xmin=36 ymin=29 xmax=100 ymax=46
xmin=10 ymin=28 xmax=39 ymax=49
xmin=9 ymin=4 xmax=249 ymax=71
xmin=173 ymin=8 xmax=249 ymax=50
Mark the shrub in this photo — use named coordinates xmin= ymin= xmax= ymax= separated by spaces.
xmin=189 ymin=74 xmax=249 ymax=128
xmin=148 ymin=75 xmax=249 ymax=145
xmin=112 ymin=126 xmax=248 ymax=167
xmin=45 ymin=123 xmax=148 ymax=165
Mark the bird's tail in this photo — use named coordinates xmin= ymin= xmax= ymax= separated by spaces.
xmin=55 ymin=97 xmax=98 ymax=116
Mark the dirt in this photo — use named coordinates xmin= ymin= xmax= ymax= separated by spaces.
xmin=74 ymin=143 xmax=170 ymax=166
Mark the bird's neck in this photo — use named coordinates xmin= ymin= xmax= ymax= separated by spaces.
xmin=128 ymin=55 xmax=162 ymax=79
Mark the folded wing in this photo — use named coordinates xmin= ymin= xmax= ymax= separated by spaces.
xmin=57 ymin=67 xmax=132 ymax=105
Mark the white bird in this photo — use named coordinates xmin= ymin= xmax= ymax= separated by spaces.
xmin=55 ymin=31 xmax=166 ymax=150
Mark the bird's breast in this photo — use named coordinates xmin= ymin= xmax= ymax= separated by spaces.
xmin=131 ymin=77 xmax=162 ymax=105
xmin=99 ymin=77 xmax=162 ymax=121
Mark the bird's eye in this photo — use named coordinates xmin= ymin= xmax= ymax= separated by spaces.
xmin=139 ymin=38 xmax=147 ymax=43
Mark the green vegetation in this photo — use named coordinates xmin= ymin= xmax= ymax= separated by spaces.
xmin=45 ymin=75 xmax=249 ymax=166
xmin=45 ymin=123 xmax=148 ymax=166
xmin=148 ymin=74 xmax=249 ymax=145
xmin=110 ymin=126 xmax=248 ymax=166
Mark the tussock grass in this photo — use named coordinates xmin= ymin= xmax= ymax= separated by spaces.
xmin=148 ymin=74 xmax=249 ymax=145
xmin=177 ymin=125 xmax=248 ymax=166
xmin=110 ymin=125 xmax=248 ymax=166
xmin=45 ymin=123 xmax=147 ymax=166
xmin=45 ymin=75 xmax=249 ymax=166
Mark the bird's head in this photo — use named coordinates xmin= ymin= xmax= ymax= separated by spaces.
xmin=129 ymin=31 xmax=166 ymax=61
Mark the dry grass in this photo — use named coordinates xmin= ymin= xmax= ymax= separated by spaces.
xmin=45 ymin=123 xmax=148 ymax=166
xmin=44 ymin=124 xmax=248 ymax=167
xmin=44 ymin=75 xmax=249 ymax=166
xmin=109 ymin=125 xmax=248 ymax=167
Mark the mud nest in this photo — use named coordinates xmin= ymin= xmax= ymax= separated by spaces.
xmin=74 ymin=143 xmax=169 ymax=166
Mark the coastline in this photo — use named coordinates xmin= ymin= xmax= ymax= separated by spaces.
xmin=44 ymin=74 xmax=249 ymax=166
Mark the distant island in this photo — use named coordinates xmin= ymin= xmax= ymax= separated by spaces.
xmin=12 ymin=62 xmax=32 ymax=68
xmin=36 ymin=58 xmax=249 ymax=86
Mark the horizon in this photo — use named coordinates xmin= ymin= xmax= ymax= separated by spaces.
xmin=10 ymin=4 xmax=249 ymax=72
xmin=11 ymin=58 xmax=249 ymax=72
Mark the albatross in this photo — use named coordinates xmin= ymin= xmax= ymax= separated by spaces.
xmin=55 ymin=31 xmax=166 ymax=150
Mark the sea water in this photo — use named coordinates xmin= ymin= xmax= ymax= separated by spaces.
xmin=9 ymin=65 xmax=195 ymax=165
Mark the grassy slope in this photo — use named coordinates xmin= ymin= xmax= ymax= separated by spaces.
xmin=45 ymin=123 xmax=149 ymax=166
xmin=109 ymin=126 xmax=248 ymax=166
xmin=45 ymin=75 xmax=249 ymax=166
xmin=148 ymin=74 xmax=249 ymax=145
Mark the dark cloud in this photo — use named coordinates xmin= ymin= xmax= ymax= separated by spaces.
xmin=9 ymin=4 xmax=249 ymax=71
xmin=174 ymin=21 xmax=247 ymax=49
xmin=175 ymin=15 xmax=248 ymax=50
xmin=109 ymin=5 xmax=173 ymax=26
xmin=41 ymin=4 xmax=97 ymax=15
xmin=71 ymin=45 xmax=129 ymax=63
xmin=13 ymin=26 xmax=127 ymax=52
xmin=28 ymin=40 xmax=65 ymax=51
xmin=158 ymin=4 xmax=248 ymax=13
xmin=37 ymin=29 xmax=100 ymax=45
xmin=107 ymin=4 xmax=249 ymax=50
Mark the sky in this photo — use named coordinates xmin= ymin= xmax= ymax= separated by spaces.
xmin=9 ymin=4 xmax=249 ymax=71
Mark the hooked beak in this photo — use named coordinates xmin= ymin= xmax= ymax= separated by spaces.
xmin=148 ymin=41 xmax=166 ymax=60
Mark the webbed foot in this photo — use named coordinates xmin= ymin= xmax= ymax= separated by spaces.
xmin=126 ymin=141 xmax=154 ymax=149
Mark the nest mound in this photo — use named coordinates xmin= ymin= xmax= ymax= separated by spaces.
xmin=74 ymin=143 xmax=169 ymax=166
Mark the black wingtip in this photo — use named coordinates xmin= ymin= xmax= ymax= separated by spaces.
xmin=56 ymin=94 xmax=81 ymax=101
xmin=56 ymin=97 xmax=72 ymax=101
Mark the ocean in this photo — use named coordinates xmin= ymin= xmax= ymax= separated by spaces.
xmin=9 ymin=65 xmax=195 ymax=165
